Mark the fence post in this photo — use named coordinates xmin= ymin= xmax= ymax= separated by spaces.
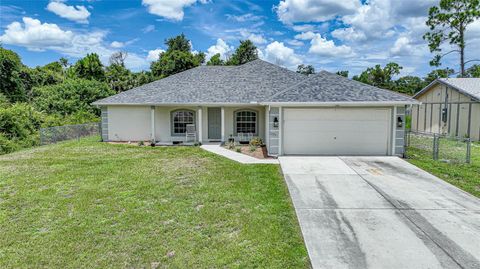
xmin=466 ymin=138 xmax=471 ymax=164
xmin=433 ymin=134 xmax=439 ymax=161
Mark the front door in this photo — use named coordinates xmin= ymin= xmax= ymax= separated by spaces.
xmin=208 ymin=108 xmax=221 ymax=140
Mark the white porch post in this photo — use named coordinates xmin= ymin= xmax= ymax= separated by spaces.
xmin=197 ymin=107 xmax=203 ymax=142
xmin=150 ymin=106 xmax=155 ymax=143
xmin=278 ymin=106 xmax=283 ymax=155
xmin=221 ymin=106 xmax=225 ymax=142
xmin=391 ymin=106 xmax=397 ymax=156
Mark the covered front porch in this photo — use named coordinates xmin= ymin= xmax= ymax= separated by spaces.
xmin=147 ymin=105 xmax=267 ymax=145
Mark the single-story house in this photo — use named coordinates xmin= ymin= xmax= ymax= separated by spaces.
xmin=93 ymin=59 xmax=417 ymax=156
xmin=411 ymin=78 xmax=480 ymax=141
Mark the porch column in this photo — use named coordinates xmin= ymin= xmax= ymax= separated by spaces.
xmin=150 ymin=106 xmax=155 ymax=143
xmin=221 ymin=107 xmax=225 ymax=142
xmin=197 ymin=107 xmax=203 ymax=142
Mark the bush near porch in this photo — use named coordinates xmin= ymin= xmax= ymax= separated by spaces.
xmin=0 ymin=137 xmax=309 ymax=268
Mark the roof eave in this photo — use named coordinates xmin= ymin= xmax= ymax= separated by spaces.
xmin=414 ymin=79 xmax=480 ymax=101
xmin=260 ymin=101 xmax=420 ymax=106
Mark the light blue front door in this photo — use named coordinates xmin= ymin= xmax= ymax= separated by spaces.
xmin=208 ymin=108 xmax=221 ymax=140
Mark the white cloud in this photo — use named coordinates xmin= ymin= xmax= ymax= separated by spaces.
xmin=263 ymin=41 xmax=302 ymax=69
xmin=0 ymin=17 xmax=73 ymax=49
xmin=286 ymin=39 xmax=304 ymax=47
xmin=147 ymin=48 xmax=165 ymax=61
xmin=205 ymin=38 xmax=233 ymax=60
xmin=309 ymin=34 xmax=353 ymax=57
xmin=142 ymin=0 xmax=208 ymax=21
xmin=296 ymin=32 xmax=353 ymax=57
xmin=110 ymin=41 xmax=124 ymax=48
xmin=294 ymin=31 xmax=316 ymax=40
xmin=226 ymin=13 xmax=263 ymax=22
xmin=275 ymin=0 xmax=360 ymax=24
xmin=390 ymin=36 xmax=413 ymax=56
xmin=291 ymin=24 xmax=316 ymax=32
xmin=331 ymin=27 xmax=367 ymax=42
xmin=0 ymin=17 xmax=147 ymax=70
xmin=46 ymin=0 xmax=91 ymax=24
xmin=142 ymin=24 xmax=155 ymax=33
xmin=240 ymin=31 xmax=267 ymax=44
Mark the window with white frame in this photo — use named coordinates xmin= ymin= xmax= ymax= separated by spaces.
xmin=235 ymin=110 xmax=257 ymax=135
xmin=171 ymin=110 xmax=195 ymax=135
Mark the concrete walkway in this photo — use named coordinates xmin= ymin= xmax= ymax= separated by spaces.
xmin=279 ymin=156 xmax=480 ymax=269
xmin=200 ymin=144 xmax=278 ymax=164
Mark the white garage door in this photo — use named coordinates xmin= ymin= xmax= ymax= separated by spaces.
xmin=283 ymin=108 xmax=391 ymax=155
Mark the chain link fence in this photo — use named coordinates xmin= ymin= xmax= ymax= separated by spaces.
xmin=40 ymin=122 xmax=101 ymax=145
xmin=405 ymin=130 xmax=472 ymax=163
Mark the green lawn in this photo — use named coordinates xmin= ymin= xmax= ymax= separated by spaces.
xmin=406 ymin=141 xmax=480 ymax=198
xmin=0 ymin=137 xmax=309 ymax=268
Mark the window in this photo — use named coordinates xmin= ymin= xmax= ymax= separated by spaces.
xmin=235 ymin=110 xmax=257 ymax=134
xmin=171 ymin=110 xmax=195 ymax=135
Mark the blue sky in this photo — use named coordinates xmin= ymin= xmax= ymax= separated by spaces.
xmin=1 ymin=0 xmax=479 ymax=77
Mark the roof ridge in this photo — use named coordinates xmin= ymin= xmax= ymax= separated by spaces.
xmin=267 ymin=72 xmax=314 ymax=101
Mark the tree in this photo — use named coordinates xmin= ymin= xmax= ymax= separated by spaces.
xmin=150 ymin=34 xmax=204 ymax=78
xmin=32 ymin=79 xmax=114 ymax=116
xmin=0 ymin=47 xmax=26 ymax=102
xmin=59 ymin=57 xmax=69 ymax=69
xmin=109 ymin=51 xmax=128 ymax=66
xmin=336 ymin=70 xmax=349 ymax=77
xmin=424 ymin=0 xmax=480 ymax=77
xmin=296 ymin=64 xmax=315 ymax=75
xmin=165 ymin=34 xmax=191 ymax=52
xmin=207 ymin=53 xmax=224 ymax=66
xmin=465 ymin=64 xmax=480 ymax=77
xmin=226 ymin=40 xmax=258 ymax=65
xmin=353 ymin=62 xmax=403 ymax=89
xmin=73 ymin=53 xmax=106 ymax=81
xmin=0 ymin=103 xmax=43 ymax=148
xmin=106 ymin=63 xmax=133 ymax=93
xmin=394 ymin=76 xmax=427 ymax=95
xmin=424 ymin=68 xmax=455 ymax=84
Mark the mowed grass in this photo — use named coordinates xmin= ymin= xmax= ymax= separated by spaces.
xmin=406 ymin=141 xmax=480 ymax=198
xmin=0 ymin=137 xmax=309 ymax=268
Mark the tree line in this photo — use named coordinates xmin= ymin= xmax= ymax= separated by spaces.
xmin=0 ymin=35 xmax=259 ymax=154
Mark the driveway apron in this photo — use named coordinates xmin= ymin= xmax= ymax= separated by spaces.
xmin=279 ymin=156 xmax=480 ymax=269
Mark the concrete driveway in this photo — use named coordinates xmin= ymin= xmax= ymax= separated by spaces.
xmin=279 ymin=156 xmax=480 ymax=269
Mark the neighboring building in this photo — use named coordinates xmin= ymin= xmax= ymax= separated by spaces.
xmin=93 ymin=60 xmax=417 ymax=156
xmin=411 ymin=78 xmax=480 ymax=141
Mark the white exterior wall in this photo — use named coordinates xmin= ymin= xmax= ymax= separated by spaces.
xmin=108 ymin=105 xmax=150 ymax=141
xmin=105 ymin=105 xmax=266 ymax=142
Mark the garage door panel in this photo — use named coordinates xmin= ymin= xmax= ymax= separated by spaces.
xmin=283 ymin=108 xmax=391 ymax=155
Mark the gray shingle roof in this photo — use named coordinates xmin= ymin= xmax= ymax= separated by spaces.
xmin=93 ymin=59 xmax=416 ymax=105
xmin=93 ymin=60 xmax=305 ymax=105
xmin=267 ymin=71 xmax=416 ymax=103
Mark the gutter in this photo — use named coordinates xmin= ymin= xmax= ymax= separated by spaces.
xmin=260 ymin=101 xmax=420 ymax=106
xmin=92 ymin=100 xmax=420 ymax=107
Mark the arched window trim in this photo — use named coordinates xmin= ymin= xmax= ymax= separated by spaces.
xmin=234 ymin=109 xmax=258 ymax=136
xmin=170 ymin=109 xmax=196 ymax=136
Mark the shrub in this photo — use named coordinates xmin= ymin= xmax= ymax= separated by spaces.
xmin=32 ymin=79 xmax=114 ymax=116
xmin=0 ymin=133 xmax=18 ymax=154
xmin=249 ymin=144 xmax=257 ymax=152
xmin=0 ymin=103 xmax=43 ymax=145
xmin=249 ymin=137 xmax=263 ymax=147
xmin=236 ymin=147 xmax=241 ymax=153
